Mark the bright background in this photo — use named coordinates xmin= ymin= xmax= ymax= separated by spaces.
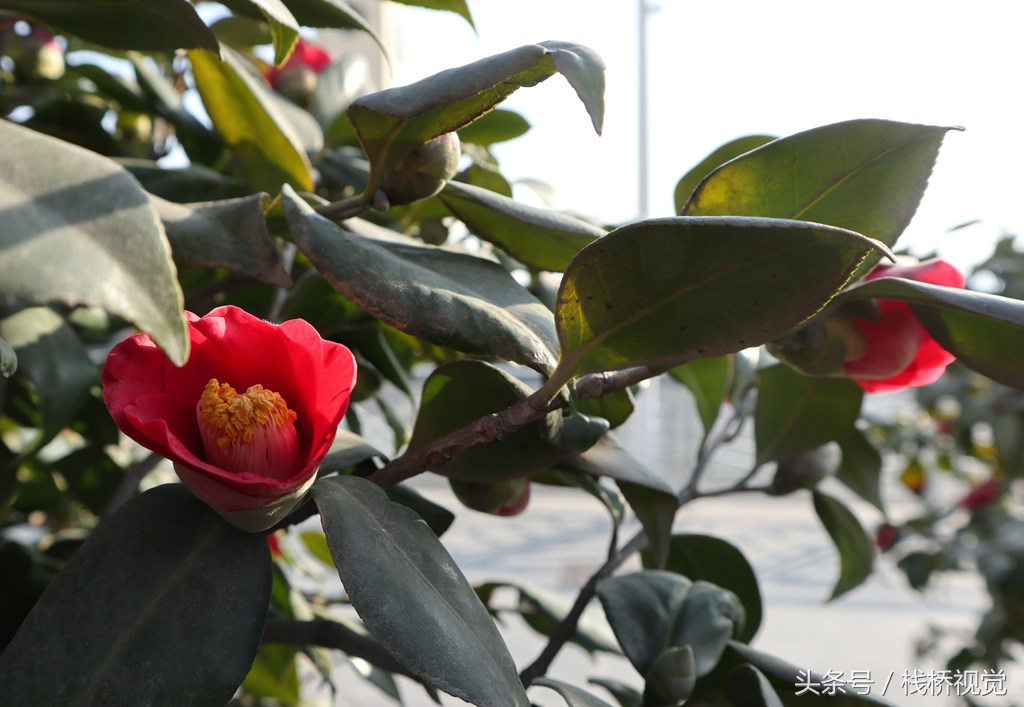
xmin=382 ymin=1 xmax=1024 ymax=273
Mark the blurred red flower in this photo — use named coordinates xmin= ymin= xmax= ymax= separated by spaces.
xmin=103 ymin=306 xmax=356 ymax=531
xmin=875 ymin=523 xmax=900 ymax=552
xmin=264 ymin=38 xmax=333 ymax=89
xmin=844 ymin=259 xmax=965 ymax=393
xmin=957 ymin=479 xmax=1000 ymax=512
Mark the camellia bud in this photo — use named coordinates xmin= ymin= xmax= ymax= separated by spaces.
xmin=11 ymin=30 xmax=65 ymax=82
xmin=767 ymin=304 xmax=870 ymax=377
xmin=380 ymin=133 xmax=461 ymax=206
xmin=449 ymin=477 xmax=530 ymax=516
xmin=768 ymin=442 xmax=841 ymax=495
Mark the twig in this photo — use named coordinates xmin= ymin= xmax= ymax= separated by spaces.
xmin=365 ymin=366 xmax=656 ymax=489
xmin=262 ymin=618 xmax=416 ymax=679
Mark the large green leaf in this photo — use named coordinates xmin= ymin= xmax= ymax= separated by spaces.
xmin=282 ymin=186 xmax=561 ymax=372
xmin=154 ymin=193 xmax=291 ymax=286
xmin=0 ymin=121 xmax=188 ymax=364
xmin=549 ymin=217 xmax=885 ymax=388
xmin=407 ymin=360 xmax=607 ymax=481
xmin=813 ymin=490 xmax=875 ymax=601
xmin=683 ymin=119 xmax=958 ymax=251
xmin=754 ymin=365 xmax=863 ymax=467
xmin=0 ymin=308 xmax=98 ymax=452
xmin=0 ymin=484 xmax=271 ymax=704
xmin=189 ymin=47 xmax=314 ymax=193
xmin=836 ymin=277 xmax=1024 ymax=389
xmin=312 ymin=475 xmax=530 ymax=707
xmin=0 ymin=0 xmax=219 ymax=51
xmin=283 ymin=0 xmax=388 ymax=54
xmin=439 ymin=180 xmax=604 ymax=272
xmin=668 ymin=355 xmax=732 ymax=434
xmin=644 ymin=534 xmax=762 ymax=644
xmin=387 ymin=0 xmax=474 ymax=27
xmin=226 ymin=0 xmax=299 ymax=65
xmin=722 ymin=664 xmax=783 ymax=707
xmin=121 ymin=159 xmax=249 ymax=202
xmin=673 ymin=134 xmax=775 ymax=214
xmin=836 ymin=428 xmax=884 ymax=513
xmin=457 ymin=108 xmax=531 ymax=146
xmin=348 ymin=41 xmax=603 ymax=187
xmin=534 ymin=678 xmax=616 ymax=707
xmin=597 ymin=571 xmax=744 ymax=679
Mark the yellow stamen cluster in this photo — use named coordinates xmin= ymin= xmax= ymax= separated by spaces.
xmin=198 ymin=379 xmax=297 ymax=447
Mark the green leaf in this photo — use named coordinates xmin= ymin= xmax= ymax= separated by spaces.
xmin=587 ymin=678 xmax=642 ymax=707
xmin=387 ymin=483 xmax=455 ymax=538
xmin=319 ymin=428 xmax=386 ymax=473
xmin=312 ymin=475 xmax=530 ymax=707
xmin=535 ymin=677 xmax=616 ymax=707
xmin=812 ymin=490 xmax=875 ymax=600
xmin=683 ymin=119 xmax=959 ymax=251
xmin=348 ymin=41 xmax=603 ymax=187
xmin=457 ymin=108 xmax=531 ymax=146
xmin=387 ymin=0 xmax=475 ymax=27
xmin=668 ymin=355 xmax=732 ymax=434
xmin=0 ymin=484 xmax=271 ymax=705
xmin=407 ymin=359 xmax=607 ymax=481
xmin=439 ymin=180 xmax=603 ymax=272
xmin=754 ymin=365 xmax=863 ymax=467
xmin=281 ymin=0 xmax=388 ymax=55
xmin=0 ymin=335 xmax=16 ymax=378
xmin=233 ymin=0 xmax=299 ymax=65
xmin=0 ymin=121 xmax=188 ymax=364
xmin=644 ymin=534 xmax=762 ymax=643
xmin=120 ymin=159 xmax=249 ymax=202
xmin=189 ymin=47 xmax=314 ymax=193
xmin=597 ymin=571 xmax=744 ymax=678
xmin=0 ymin=0 xmax=219 ymax=51
xmin=550 ymin=217 xmax=885 ymax=387
xmin=836 ymin=277 xmax=1024 ymax=390
xmin=242 ymin=644 xmax=300 ymax=704
xmin=210 ymin=15 xmax=274 ymax=47
xmin=282 ymin=187 xmax=562 ymax=373
xmin=673 ymin=135 xmax=775 ymax=214
xmin=0 ymin=308 xmax=98 ymax=452
xmin=576 ymin=387 xmax=635 ymax=429
xmin=722 ymin=664 xmax=783 ymax=707
xmin=836 ymin=428 xmax=885 ymax=513
xmin=153 ymin=193 xmax=292 ymax=286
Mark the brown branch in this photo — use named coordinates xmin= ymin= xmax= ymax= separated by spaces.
xmin=262 ymin=618 xmax=417 ymax=679
xmin=366 ymin=366 xmax=656 ymax=489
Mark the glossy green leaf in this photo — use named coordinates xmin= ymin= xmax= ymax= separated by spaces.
xmin=813 ymin=490 xmax=875 ymax=600
xmin=387 ymin=483 xmax=455 ymax=538
xmin=684 ymin=119 xmax=959 ymax=251
xmin=837 ymin=277 xmax=1024 ymax=390
xmin=0 ymin=308 xmax=98 ymax=452
xmin=597 ymin=571 xmax=743 ymax=678
xmin=312 ymin=475 xmax=530 ymax=707
xmin=407 ymin=360 xmax=607 ymax=481
xmin=587 ymin=678 xmax=642 ymax=707
xmin=576 ymin=387 xmax=636 ymax=429
xmin=673 ymin=135 xmax=775 ymax=214
xmin=120 ymin=159 xmax=249 ymax=202
xmin=348 ymin=41 xmax=603 ymax=186
xmin=668 ymin=355 xmax=732 ymax=434
xmin=388 ymin=0 xmax=475 ymax=27
xmin=319 ymin=429 xmax=386 ymax=473
xmin=234 ymin=0 xmax=299 ymax=65
xmin=0 ymin=0 xmax=219 ymax=51
xmin=242 ymin=644 xmax=300 ymax=704
xmin=189 ymin=47 xmax=314 ymax=193
xmin=0 ymin=121 xmax=188 ymax=364
xmin=644 ymin=534 xmax=762 ymax=643
xmin=0 ymin=485 xmax=271 ymax=704
xmin=535 ymin=678 xmax=616 ymax=707
xmin=282 ymin=187 xmax=561 ymax=373
xmin=754 ymin=365 xmax=863 ymax=467
xmin=836 ymin=428 xmax=885 ymax=513
xmin=722 ymin=664 xmax=783 ymax=707
xmin=439 ymin=180 xmax=603 ymax=272
xmin=210 ymin=15 xmax=274 ymax=47
xmin=478 ymin=579 xmax=620 ymax=655
xmin=153 ymin=193 xmax=292 ymax=286
xmin=457 ymin=108 xmax=531 ymax=146
xmin=551 ymin=217 xmax=885 ymax=387
xmin=0 ymin=335 xmax=16 ymax=378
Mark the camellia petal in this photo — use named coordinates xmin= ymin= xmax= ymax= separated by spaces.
xmin=102 ymin=306 xmax=356 ymax=531
xmin=844 ymin=259 xmax=965 ymax=394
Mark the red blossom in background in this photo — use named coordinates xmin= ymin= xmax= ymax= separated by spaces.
xmin=102 ymin=306 xmax=356 ymax=531
xmin=875 ymin=523 xmax=901 ymax=552
xmin=844 ymin=259 xmax=965 ymax=393
xmin=958 ymin=479 xmax=1000 ymax=512
xmin=264 ymin=37 xmax=333 ymax=89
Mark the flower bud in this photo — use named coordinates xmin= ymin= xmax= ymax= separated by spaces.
xmin=380 ymin=133 xmax=461 ymax=206
xmin=449 ymin=477 xmax=530 ymax=516
xmin=10 ymin=30 xmax=65 ymax=82
xmin=768 ymin=442 xmax=841 ymax=495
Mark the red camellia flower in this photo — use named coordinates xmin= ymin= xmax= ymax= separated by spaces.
xmin=264 ymin=38 xmax=333 ymax=89
xmin=957 ymin=478 xmax=1000 ymax=512
xmin=875 ymin=523 xmax=901 ymax=552
xmin=843 ymin=259 xmax=965 ymax=393
xmin=102 ymin=306 xmax=356 ymax=532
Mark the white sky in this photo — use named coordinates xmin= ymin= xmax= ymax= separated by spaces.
xmin=384 ymin=0 xmax=1024 ymax=273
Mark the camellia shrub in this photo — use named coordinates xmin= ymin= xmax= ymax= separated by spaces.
xmin=1 ymin=2 xmax=1023 ymax=706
